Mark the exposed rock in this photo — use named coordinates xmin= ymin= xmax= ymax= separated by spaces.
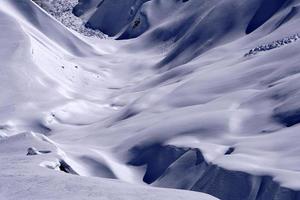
xmin=32 ymin=0 xmax=105 ymax=38
xmin=27 ymin=147 xmax=41 ymax=156
xmin=245 ymin=33 xmax=300 ymax=56
xmin=26 ymin=147 xmax=51 ymax=156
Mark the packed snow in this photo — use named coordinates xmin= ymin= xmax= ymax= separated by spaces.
xmin=1 ymin=0 xmax=300 ymax=199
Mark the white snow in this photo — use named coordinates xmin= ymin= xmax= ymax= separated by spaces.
xmin=1 ymin=0 xmax=300 ymax=199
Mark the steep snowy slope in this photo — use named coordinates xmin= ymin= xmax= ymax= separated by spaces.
xmin=2 ymin=0 xmax=300 ymax=200
xmin=32 ymin=0 xmax=105 ymax=38
xmin=0 ymin=0 xmax=217 ymax=199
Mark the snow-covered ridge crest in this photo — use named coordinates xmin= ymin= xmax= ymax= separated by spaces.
xmin=1 ymin=0 xmax=300 ymax=200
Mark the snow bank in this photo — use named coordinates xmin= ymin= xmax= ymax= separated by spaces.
xmin=1 ymin=0 xmax=300 ymax=199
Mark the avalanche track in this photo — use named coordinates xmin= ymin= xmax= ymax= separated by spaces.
xmin=1 ymin=0 xmax=300 ymax=200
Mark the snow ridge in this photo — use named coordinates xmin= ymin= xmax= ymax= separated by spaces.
xmin=2 ymin=0 xmax=300 ymax=200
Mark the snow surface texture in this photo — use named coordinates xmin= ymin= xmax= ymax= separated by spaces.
xmin=2 ymin=0 xmax=300 ymax=200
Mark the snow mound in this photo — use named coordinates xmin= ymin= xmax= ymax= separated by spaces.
xmin=2 ymin=0 xmax=300 ymax=199
xmin=0 ymin=132 xmax=217 ymax=200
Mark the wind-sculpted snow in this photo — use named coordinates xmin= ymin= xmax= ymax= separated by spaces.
xmin=78 ymin=0 xmax=300 ymax=68
xmin=81 ymin=0 xmax=151 ymax=37
xmin=128 ymin=144 xmax=300 ymax=200
xmin=1 ymin=0 xmax=300 ymax=199
xmin=0 ymin=132 xmax=217 ymax=200
xmin=245 ymin=0 xmax=290 ymax=34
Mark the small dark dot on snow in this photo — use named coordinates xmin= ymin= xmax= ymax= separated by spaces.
xmin=61 ymin=66 xmax=65 ymax=69
xmin=225 ymin=147 xmax=235 ymax=155
xmin=74 ymin=66 xmax=78 ymax=69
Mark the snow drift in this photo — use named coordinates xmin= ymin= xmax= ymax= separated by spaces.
xmin=1 ymin=0 xmax=300 ymax=200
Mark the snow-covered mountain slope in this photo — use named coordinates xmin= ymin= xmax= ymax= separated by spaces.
xmin=2 ymin=0 xmax=300 ymax=200
xmin=32 ymin=0 xmax=105 ymax=38
xmin=0 ymin=132 xmax=217 ymax=200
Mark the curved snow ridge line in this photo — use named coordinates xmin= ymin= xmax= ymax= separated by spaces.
xmin=0 ymin=0 xmax=99 ymax=57
xmin=2 ymin=131 xmax=83 ymax=177
xmin=39 ymin=136 xmax=84 ymax=175
xmin=89 ymin=148 xmax=141 ymax=183
xmin=47 ymin=142 xmax=145 ymax=184
xmin=0 ymin=133 xmax=219 ymax=200
xmin=128 ymin=143 xmax=300 ymax=200
xmin=24 ymin=132 xmax=82 ymax=176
